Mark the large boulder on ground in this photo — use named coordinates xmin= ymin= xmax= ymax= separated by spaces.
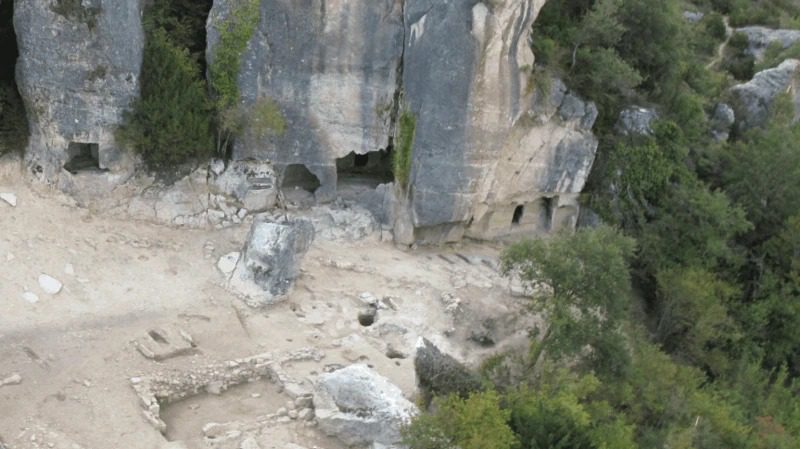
xmin=729 ymin=59 xmax=800 ymax=132
xmin=414 ymin=338 xmax=481 ymax=399
xmin=228 ymin=216 xmax=315 ymax=306
xmin=736 ymin=26 xmax=800 ymax=62
xmin=313 ymin=364 xmax=417 ymax=447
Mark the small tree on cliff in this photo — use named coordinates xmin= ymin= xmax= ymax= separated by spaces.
xmin=208 ymin=0 xmax=285 ymax=158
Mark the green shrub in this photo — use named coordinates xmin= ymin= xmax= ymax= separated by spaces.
xmin=394 ymin=108 xmax=416 ymax=190
xmin=402 ymin=391 xmax=517 ymax=449
xmin=116 ymin=28 xmax=213 ymax=169
xmin=208 ymin=0 xmax=260 ymax=112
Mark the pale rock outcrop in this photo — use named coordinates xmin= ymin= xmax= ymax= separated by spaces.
xmin=616 ymin=106 xmax=659 ymax=136
xmin=710 ymin=103 xmax=736 ymax=142
xmin=209 ymin=0 xmax=598 ymax=244
xmin=736 ymin=26 xmax=800 ymax=62
xmin=207 ymin=0 xmax=404 ymax=203
xmin=14 ymin=0 xmax=143 ymax=185
xmin=228 ymin=217 xmax=315 ymax=307
xmin=729 ymin=59 xmax=800 ymax=132
xmin=314 ymin=364 xmax=417 ymax=447
xmin=402 ymin=0 xmax=597 ymax=243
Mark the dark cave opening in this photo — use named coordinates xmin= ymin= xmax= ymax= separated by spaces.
xmin=281 ymin=164 xmax=321 ymax=194
xmin=539 ymin=197 xmax=555 ymax=231
xmin=0 ymin=0 xmax=29 ymax=154
xmin=64 ymin=142 xmax=103 ymax=174
xmin=336 ymin=149 xmax=394 ymax=193
xmin=512 ymin=205 xmax=524 ymax=226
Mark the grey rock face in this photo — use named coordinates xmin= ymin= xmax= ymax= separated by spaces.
xmin=683 ymin=11 xmax=704 ymax=23
xmin=736 ymin=26 xmax=800 ymax=62
xmin=402 ymin=1 xmax=598 ymax=241
xmin=710 ymin=103 xmax=736 ymax=142
xmin=616 ymin=106 xmax=659 ymax=136
xmin=208 ymin=0 xmax=404 ymax=203
xmin=229 ymin=216 xmax=315 ymax=306
xmin=14 ymin=0 xmax=143 ymax=182
xmin=314 ymin=364 xmax=417 ymax=447
xmin=730 ymin=59 xmax=800 ymax=132
xmin=211 ymin=160 xmax=277 ymax=213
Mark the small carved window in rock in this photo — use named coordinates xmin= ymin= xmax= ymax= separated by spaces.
xmin=512 ymin=205 xmax=524 ymax=226
xmin=64 ymin=142 xmax=101 ymax=174
xmin=281 ymin=164 xmax=321 ymax=193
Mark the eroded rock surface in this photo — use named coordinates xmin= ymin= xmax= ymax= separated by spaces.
xmin=228 ymin=216 xmax=315 ymax=306
xmin=730 ymin=59 xmax=800 ymax=132
xmin=313 ymin=364 xmax=417 ymax=447
xmin=736 ymin=26 xmax=800 ymax=62
xmin=14 ymin=0 xmax=142 ymax=184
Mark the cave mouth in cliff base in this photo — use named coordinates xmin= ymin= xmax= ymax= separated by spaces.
xmin=0 ymin=0 xmax=29 ymax=154
xmin=64 ymin=142 xmax=102 ymax=174
xmin=281 ymin=163 xmax=321 ymax=195
xmin=336 ymin=150 xmax=394 ymax=197
xmin=538 ymin=197 xmax=555 ymax=231
xmin=512 ymin=205 xmax=524 ymax=226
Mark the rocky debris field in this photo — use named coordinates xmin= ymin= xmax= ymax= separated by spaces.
xmin=0 ymin=177 xmax=534 ymax=449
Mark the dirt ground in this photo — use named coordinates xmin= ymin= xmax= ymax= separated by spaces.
xmin=0 ymin=178 xmax=532 ymax=449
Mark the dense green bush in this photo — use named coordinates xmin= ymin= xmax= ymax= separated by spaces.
xmin=402 ymin=391 xmax=517 ymax=449
xmin=116 ymin=28 xmax=213 ymax=169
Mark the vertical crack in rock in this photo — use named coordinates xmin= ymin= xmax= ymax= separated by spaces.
xmin=388 ymin=0 xmax=408 ymax=162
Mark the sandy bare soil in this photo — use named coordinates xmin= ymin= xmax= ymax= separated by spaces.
xmin=0 ymin=178 xmax=532 ymax=449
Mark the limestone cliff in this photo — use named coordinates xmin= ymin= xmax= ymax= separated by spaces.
xmin=14 ymin=0 xmax=143 ymax=187
xmin=11 ymin=0 xmax=599 ymax=243
xmin=207 ymin=0 xmax=598 ymax=243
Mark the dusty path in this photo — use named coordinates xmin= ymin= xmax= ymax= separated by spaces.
xmin=0 ymin=178 xmax=531 ymax=449
xmin=707 ymin=16 xmax=733 ymax=70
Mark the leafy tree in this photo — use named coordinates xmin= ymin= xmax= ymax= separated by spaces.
xmin=116 ymin=27 xmax=213 ymax=169
xmin=638 ymin=181 xmax=750 ymax=272
xmin=721 ymin=96 xmax=800 ymax=247
xmin=508 ymin=369 xmax=636 ymax=449
xmin=501 ymin=226 xmax=635 ymax=368
xmin=654 ymin=267 xmax=739 ymax=373
xmin=402 ymin=391 xmax=518 ymax=449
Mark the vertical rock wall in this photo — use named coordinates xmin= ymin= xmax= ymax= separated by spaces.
xmin=14 ymin=0 xmax=143 ymax=185
xmin=12 ymin=0 xmax=600 ymax=243
xmin=208 ymin=0 xmax=405 ymax=202
xmin=399 ymin=0 xmax=597 ymax=242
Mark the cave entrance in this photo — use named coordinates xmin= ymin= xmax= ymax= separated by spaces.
xmin=512 ymin=205 xmax=524 ymax=226
xmin=281 ymin=164 xmax=321 ymax=206
xmin=538 ymin=197 xmax=555 ymax=231
xmin=0 ymin=0 xmax=28 ymax=155
xmin=335 ymin=149 xmax=393 ymax=199
xmin=64 ymin=142 xmax=102 ymax=174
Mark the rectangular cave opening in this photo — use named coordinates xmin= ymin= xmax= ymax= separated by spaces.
xmin=512 ymin=205 xmax=524 ymax=226
xmin=64 ymin=142 xmax=102 ymax=174
xmin=335 ymin=149 xmax=394 ymax=199
xmin=0 ymin=0 xmax=29 ymax=155
xmin=280 ymin=163 xmax=321 ymax=208
xmin=538 ymin=196 xmax=556 ymax=231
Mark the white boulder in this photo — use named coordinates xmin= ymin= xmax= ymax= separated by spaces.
xmin=314 ymin=364 xmax=417 ymax=447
